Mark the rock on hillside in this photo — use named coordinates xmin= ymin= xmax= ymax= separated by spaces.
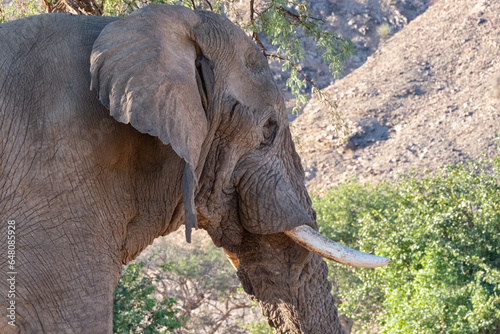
xmin=295 ymin=0 xmax=500 ymax=193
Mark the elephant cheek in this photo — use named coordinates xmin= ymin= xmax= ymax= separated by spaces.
xmin=237 ymin=171 xmax=312 ymax=235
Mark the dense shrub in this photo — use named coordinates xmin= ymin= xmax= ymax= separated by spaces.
xmin=113 ymin=261 xmax=182 ymax=334
xmin=314 ymin=157 xmax=500 ymax=333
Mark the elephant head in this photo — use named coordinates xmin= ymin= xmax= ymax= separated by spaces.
xmin=0 ymin=5 xmax=388 ymax=333
xmin=90 ymin=5 xmax=388 ymax=333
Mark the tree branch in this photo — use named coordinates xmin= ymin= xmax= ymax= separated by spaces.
xmin=250 ymin=0 xmax=268 ymax=55
xmin=277 ymin=5 xmax=322 ymax=24
xmin=207 ymin=303 xmax=248 ymax=334
xmin=250 ymin=0 xmax=255 ymax=22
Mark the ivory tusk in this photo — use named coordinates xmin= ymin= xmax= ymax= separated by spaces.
xmin=223 ymin=248 xmax=240 ymax=270
xmin=284 ymin=225 xmax=391 ymax=268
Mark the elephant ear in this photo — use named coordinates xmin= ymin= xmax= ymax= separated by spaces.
xmin=90 ymin=5 xmax=207 ymax=242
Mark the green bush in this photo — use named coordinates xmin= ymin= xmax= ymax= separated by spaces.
xmin=113 ymin=261 xmax=182 ymax=334
xmin=239 ymin=320 xmax=274 ymax=334
xmin=0 ymin=0 xmax=43 ymax=23
xmin=314 ymin=157 xmax=500 ymax=333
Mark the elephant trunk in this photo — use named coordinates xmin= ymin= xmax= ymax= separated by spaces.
xmin=236 ymin=151 xmax=389 ymax=268
xmin=234 ymin=152 xmax=344 ymax=332
xmin=237 ymin=232 xmax=344 ymax=334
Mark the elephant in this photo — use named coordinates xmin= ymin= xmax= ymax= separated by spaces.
xmin=0 ymin=5 xmax=389 ymax=333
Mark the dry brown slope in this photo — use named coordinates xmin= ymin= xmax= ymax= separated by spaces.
xmin=295 ymin=0 xmax=500 ymax=194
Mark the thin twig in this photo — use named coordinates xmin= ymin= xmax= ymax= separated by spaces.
xmin=254 ymin=4 xmax=272 ymax=18
xmin=277 ymin=5 xmax=322 ymax=23
xmin=207 ymin=303 xmax=248 ymax=334
xmin=204 ymin=0 xmax=213 ymax=11
xmin=41 ymin=0 xmax=53 ymax=12
xmin=190 ymin=0 xmax=196 ymax=9
xmin=253 ymin=34 xmax=267 ymax=53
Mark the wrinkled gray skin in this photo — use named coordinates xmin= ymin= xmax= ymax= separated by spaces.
xmin=0 ymin=5 xmax=343 ymax=333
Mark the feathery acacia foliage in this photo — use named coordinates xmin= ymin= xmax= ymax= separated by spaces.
xmin=113 ymin=261 xmax=182 ymax=333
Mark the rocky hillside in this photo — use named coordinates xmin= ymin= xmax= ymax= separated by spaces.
xmin=295 ymin=0 xmax=500 ymax=194
xmin=298 ymin=0 xmax=430 ymax=88
xmin=271 ymin=0 xmax=431 ymax=115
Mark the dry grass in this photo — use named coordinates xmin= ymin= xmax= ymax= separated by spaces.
xmin=376 ymin=23 xmax=391 ymax=39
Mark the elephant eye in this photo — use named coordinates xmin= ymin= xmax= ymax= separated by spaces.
xmin=261 ymin=118 xmax=278 ymax=146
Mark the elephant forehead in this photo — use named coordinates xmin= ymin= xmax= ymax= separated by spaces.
xmin=194 ymin=10 xmax=282 ymax=112
xmin=225 ymin=64 xmax=281 ymax=113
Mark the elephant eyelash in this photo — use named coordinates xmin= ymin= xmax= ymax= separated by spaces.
xmin=261 ymin=118 xmax=278 ymax=146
